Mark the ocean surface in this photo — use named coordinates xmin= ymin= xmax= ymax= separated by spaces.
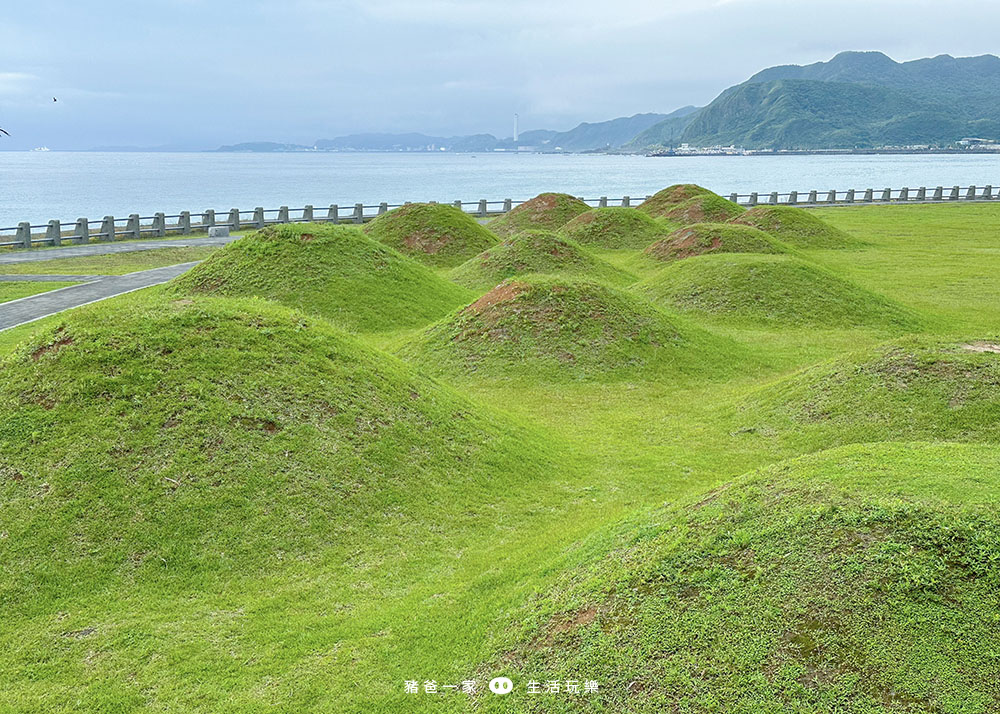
xmin=1 ymin=151 xmax=999 ymax=226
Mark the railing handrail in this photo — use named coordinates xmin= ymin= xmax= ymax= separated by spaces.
xmin=2 ymin=183 xmax=997 ymax=250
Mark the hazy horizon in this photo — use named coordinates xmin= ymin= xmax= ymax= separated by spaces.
xmin=3 ymin=1 xmax=1000 ymax=151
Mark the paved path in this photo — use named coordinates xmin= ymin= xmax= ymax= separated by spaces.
xmin=0 ymin=235 xmax=236 ymax=266
xmin=0 ymin=262 xmax=200 ymax=331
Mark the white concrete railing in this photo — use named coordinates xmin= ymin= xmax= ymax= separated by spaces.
xmin=2 ymin=184 xmax=997 ymax=250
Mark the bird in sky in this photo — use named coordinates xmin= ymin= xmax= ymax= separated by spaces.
xmin=53 ymin=97 xmax=58 ymax=102
xmin=0 ymin=128 xmax=9 ymax=137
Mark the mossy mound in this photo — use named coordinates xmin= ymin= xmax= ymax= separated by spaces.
xmin=448 ymin=230 xmax=632 ymax=291
xmin=362 ymin=202 xmax=497 ymax=267
xmin=488 ymin=192 xmax=590 ymax=237
xmin=399 ymin=276 xmax=730 ymax=380
xmin=0 ymin=294 xmax=556 ymax=680
xmin=731 ymin=205 xmax=857 ymax=249
xmin=635 ymin=253 xmax=918 ymax=328
xmin=657 ymin=193 xmax=747 ymax=224
xmin=743 ymin=337 xmax=1000 ymax=445
xmin=559 ymin=207 xmax=674 ymax=249
xmin=483 ymin=441 xmax=1000 ymax=712
xmin=637 ymin=183 xmax=716 ymax=217
xmin=170 ymin=222 xmax=471 ymax=332
xmin=645 ymin=222 xmax=787 ymax=261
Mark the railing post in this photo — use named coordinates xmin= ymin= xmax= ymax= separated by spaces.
xmin=203 ymin=209 xmax=216 ymax=228
xmin=228 ymin=208 xmax=241 ymax=231
xmin=899 ymin=187 xmax=909 ymax=202
xmin=328 ymin=205 xmax=339 ymax=224
xmin=302 ymin=205 xmax=314 ymax=222
xmin=178 ymin=211 xmax=191 ymax=234
xmin=278 ymin=206 xmax=289 ymax=224
xmin=253 ymin=207 xmax=265 ymax=228
xmin=378 ymin=202 xmax=388 ymax=215
xmin=127 ymin=213 xmax=141 ymax=240
xmin=788 ymin=191 xmax=798 ymax=205
xmin=949 ymin=186 xmax=960 ymax=200
xmin=880 ymin=188 xmax=891 ymax=202
xmin=984 ymin=185 xmax=994 ymax=200
xmin=915 ymin=187 xmax=926 ymax=201
xmin=932 ymin=186 xmax=943 ymax=201
xmin=354 ymin=203 xmax=364 ymax=223
xmin=728 ymin=193 xmax=739 ymax=203
xmin=622 ymin=195 xmax=630 ymax=208
xmin=46 ymin=219 xmax=62 ymax=246
xmin=477 ymin=199 xmax=487 ymax=217
xmin=967 ymin=185 xmax=977 ymax=200
xmin=503 ymin=198 xmax=512 ymax=212
xmin=807 ymin=190 xmax=818 ymax=204
xmin=598 ymin=196 xmax=607 ymax=208
xmin=863 ymin=188 xmax=873 ymax=203
xmin=74 ymin=218 xmax=89 ymax=244
xmin=16 ymin=222 xmax=32 ymax=249
xmin=100 ymin=216 xmax=115 ymax=241
xmin=748 ymin=192 xmax=758 ymax=206
xmin=845 ymin=189 xmax=855 ymax=204
xmin=152 ymin=212 xmax=166 ymax=237
xmin=826 ymin=190 xmax=837 ymax=204
xmin=452 ymin=200 xmax=463 ymax=212
xmin=768 ymin=191 xmax=778 ymax=205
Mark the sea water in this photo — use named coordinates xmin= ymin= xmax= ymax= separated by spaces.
xmin=1 ymin=150 xmax=998 ymax=226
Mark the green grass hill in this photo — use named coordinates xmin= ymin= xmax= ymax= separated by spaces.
xmin=0 ymin=293 xmax=559 ymax=710
xmin=169 ymin=222 xmax=472 ymax=332
xmin=731 ymin=205 xmax=858 ymax=249
xmin=448 ymin=230 xmax=633 ymax=291
xmin=649 ymin=194 xmax=746 ymax=224
xmin=634 ymin=253 xmax=919 ymax=328
xmin=636 ymin=184 xmax=716 ymax=218
xmin=362 ymin=202 xmax=498 ymax=267
xmin=559 ymin=207 xmax=674 ymax=249
xmin=645 ymin=222 xmax=787 ymax=261
xmin=488 ymin=192 xmax=591 ymax=237
xmin=742 ymin=337 xmax=1000 ymax=446
xmin=478 ymin=441 xmax=1000 ymax=713
xmin=398 ymin=276 xmax=733 ymax=381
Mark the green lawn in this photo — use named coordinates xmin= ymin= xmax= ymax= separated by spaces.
xmin=0 ymin=245 xmax=219 ymax=275
xmin=0 ymin=200 xmax=998 ymax=712
xmin=0 ymin=280 xmax=79 ymax=303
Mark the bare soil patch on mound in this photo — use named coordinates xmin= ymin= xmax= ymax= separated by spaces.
xmin=489 ymin=193 xmax=590 ymax=237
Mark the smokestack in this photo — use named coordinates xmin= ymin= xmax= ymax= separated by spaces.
xmin=514 ymin=113 xmax=519 ymax=144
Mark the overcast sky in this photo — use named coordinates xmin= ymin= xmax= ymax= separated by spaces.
xmin=2 ymin=0 xmax=1000 ymax=150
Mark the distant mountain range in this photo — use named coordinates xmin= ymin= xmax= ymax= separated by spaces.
xmin=630 ymin=51 xmax=1000 ymax=150
xmin=215 ymin=52 xmax=1000 ymax=154
xmin=217 ymin=111 xmax=683 ymax=154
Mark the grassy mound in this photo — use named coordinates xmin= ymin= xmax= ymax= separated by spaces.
xmin=656 ymin=193 xmax=746 ymax=225
xmin=559 ymin=207 xmax=674 ymax=249
xmin=448 ymin=230 xmax=632 ymax=291
xmin=488 ymin=192 xmax=590 ymax=237
xmin=481 ymin=441 xmax=1000 ymax=713
xmin=0 ymin=293 xmax=557 ymax=707
xmin=645 ymin=222 xmax=787 ymax=261
xmin=635 ymin=253 xmax=918 ymax=328
xmin=170 ymin=222 xmax=471 ymax=332
xmin=731 ymin=205 xmax=857 ymax=249
xmin=399 ymin=276 xmax=730 ymax=380
xmin=637 ymin=183 xmax=716 ymax=217
xmin=362 ymin=202 xmax=497 ymax=267
xmin=743 ymin=337 xmax=1000 ymax=445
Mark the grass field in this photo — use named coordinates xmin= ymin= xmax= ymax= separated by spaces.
xmin=0 ymin=280 xmax=79 ymax=303
xmin=0 ymin=245 xmax=219 ymax=275
xmin=0 ymin=197 xmax=998 ymax=713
